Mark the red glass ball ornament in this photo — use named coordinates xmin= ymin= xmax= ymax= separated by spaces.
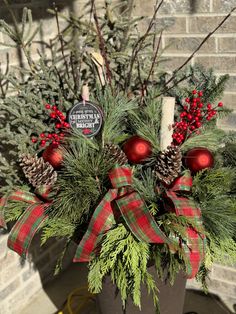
xmin=123 ymin=136 xmax=152 ymax=164
xmin=183 ymin=147 xmax=214 ymax=173
xmin=42 ymin=144 xmax=63 ymax=169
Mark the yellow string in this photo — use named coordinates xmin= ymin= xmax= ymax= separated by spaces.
xmin=58 ymin=286 xmax=96 ymax=314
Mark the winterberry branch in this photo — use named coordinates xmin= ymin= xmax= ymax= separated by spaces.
xmin=172 ymin=90 xmax=224 ymax=146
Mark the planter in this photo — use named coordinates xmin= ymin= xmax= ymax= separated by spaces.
xmin=97 ymin=266 xmax=187 ymax=314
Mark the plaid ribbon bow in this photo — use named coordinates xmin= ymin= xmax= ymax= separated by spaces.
xmin=165 ymin=172 xmax=206 ymax=278
xmin=74 ymin=165 xmax=205 ymax=279
xmin=0 ymin=186 xmax=51 ymax=258
xmin=74 ymin=164 xmax=176 ymax=262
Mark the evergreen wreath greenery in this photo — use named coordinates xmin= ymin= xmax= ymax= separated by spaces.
xmin=0 ymin=1 xmax=236 ymax=312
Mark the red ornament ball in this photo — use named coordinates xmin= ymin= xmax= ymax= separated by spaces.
xmin=123 ymin=136 xmax=152 ymax=164
xmin=42 ymin=144 xmax=64 ymax=169
xmin=183 ymin=147 xmax=214 ymax=173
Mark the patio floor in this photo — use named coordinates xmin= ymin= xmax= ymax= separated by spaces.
xmin=20 ymin=263 xmax=236 ymax=314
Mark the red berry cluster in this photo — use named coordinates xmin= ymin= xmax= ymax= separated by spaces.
xmin=172 ymin=90 xmax=223 ymax=145
xmin=31 ymin=104 xmax=70 ymax=147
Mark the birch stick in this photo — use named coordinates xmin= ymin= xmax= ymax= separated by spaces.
xmin=160 ymin=97 xmax=175 ymax=151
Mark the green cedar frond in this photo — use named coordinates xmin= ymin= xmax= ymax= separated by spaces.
xmin=3 ymin=200 xmax=26 ymax=222
xmin=41 ymin=218 xmax=75 ymax=244
xmin=89 ymin=224 xmax=158 ymax=309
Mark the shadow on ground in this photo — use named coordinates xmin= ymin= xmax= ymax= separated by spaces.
xmin=183 ymin=289 xmax=235 ymax=314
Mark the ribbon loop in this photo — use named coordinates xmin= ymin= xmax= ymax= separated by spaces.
xmin=169 ymin=170 xmax=192 ymax=193
xmin=0 ymin=186 xmax=51 ymax=258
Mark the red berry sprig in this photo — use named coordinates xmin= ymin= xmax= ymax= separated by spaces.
xmin=172 ymin=90 xmax=223 ymax=145
xmin=31 ymin=103 xmax=70 ymax=147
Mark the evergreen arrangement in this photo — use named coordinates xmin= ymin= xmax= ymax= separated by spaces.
xmin=0 ymin=1 xmax=236 ymax=312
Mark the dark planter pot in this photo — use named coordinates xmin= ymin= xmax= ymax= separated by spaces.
xmin=97 ymin=266 xmax=187 ymax=314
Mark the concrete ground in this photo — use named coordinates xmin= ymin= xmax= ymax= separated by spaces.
xmin=20 ymin=263 xmax=236 ymax=314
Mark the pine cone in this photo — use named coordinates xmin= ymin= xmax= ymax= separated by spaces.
xmin=104 ymin=143 xmax=128 ymax=166
xmin=154 ymin=146 xmax=182 ymax=185
xmin=19 ymin=154 xmax=57 ymax=188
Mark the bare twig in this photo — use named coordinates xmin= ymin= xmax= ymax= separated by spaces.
xmin=157 ymin=73 xmax=192 ymax=99
xmin=53 ymin=3 xmax=70 ymax=80
xmin=124 ymin=0 xmax=164 ymax=91
xmin=162 ymin=6 xmax=236 ymax=90
xmin=70 ymin=53 xmax=79 ymax=95
xmin=92 ymin=2 xmax=113 ymax=90
xmin=137 ymin=59 xmax=145 ymax=103
xmin=146 ymin=30 xmax=163 ymax=85
xmin=74 ymin=0 xmax=95 ymax=93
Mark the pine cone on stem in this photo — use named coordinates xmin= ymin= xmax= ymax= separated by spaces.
xmin=19 ymin=154 xmax=57 ymax=188
xmin=154 ymin=146 xmax=182 ymax=185
xmin=104 ymin=143 xmax=128 ymax=166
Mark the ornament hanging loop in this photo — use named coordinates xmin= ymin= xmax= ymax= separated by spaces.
xmin=82 ymin=84 xmax=90 ymax=105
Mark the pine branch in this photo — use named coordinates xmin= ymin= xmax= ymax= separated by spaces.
xmin=94 ymin=88 xmax=138 ymax=145
xmin=0 ymin=3 xmax=38 ymax=71
xmin=181 ymin=129 xmax=225 ymax=153
xmin=128 ymin=90 xmax=162 ymax=151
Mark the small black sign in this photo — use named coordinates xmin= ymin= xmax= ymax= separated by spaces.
xmin=68 ymin=101 xmax=103 ymax=137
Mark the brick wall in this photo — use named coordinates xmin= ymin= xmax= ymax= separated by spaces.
xmin=0 ymin=0 xmax=236 ymax=313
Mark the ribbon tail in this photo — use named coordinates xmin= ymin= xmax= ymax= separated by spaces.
xmin=166 ymin=188 xmax=206 ymax=278
xmin=0 ymin=197 xmax=7 ymax=228
xmin=8 ymin=203 xmax=48 ymax=258
xmin=73 ymin=190 xmax=118 ymax=262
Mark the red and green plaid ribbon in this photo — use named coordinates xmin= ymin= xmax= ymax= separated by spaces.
xmin=74 ymin=165 xmax=174 ymax=262
xmin=0 ymin=187 xmax=51 ymax=258
xmin=165 ymin=172 xmax=206 ymax=278
xmin=74 ymin=165 xmax=205 ymax=279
